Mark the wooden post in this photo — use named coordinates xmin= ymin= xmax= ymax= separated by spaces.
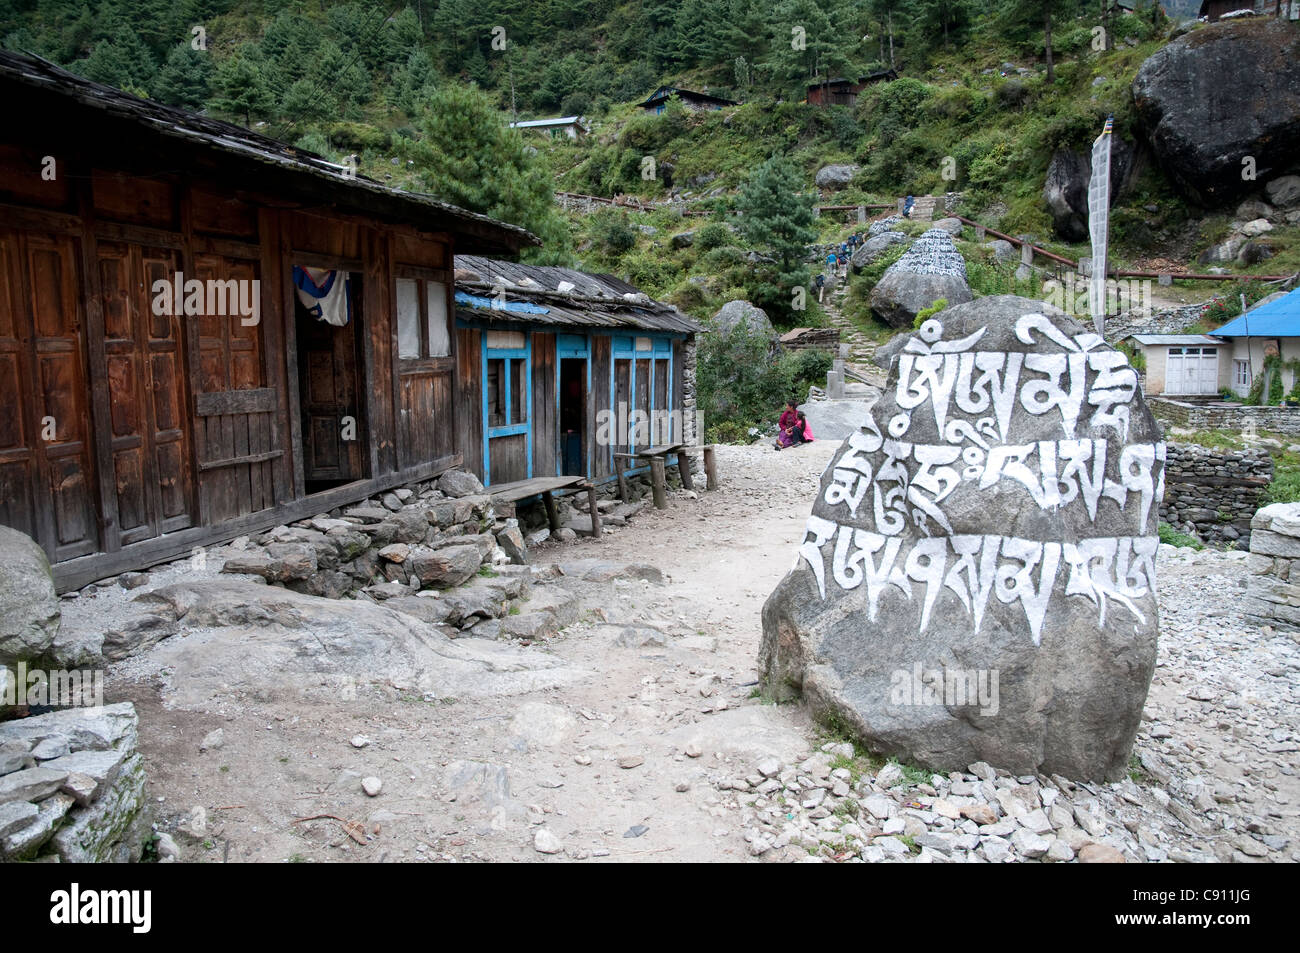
xmin=677 ymin=450 xmax=694 ymax=491
xmin=543 ymin=490 xmax=560 ymax=531
xmin=585 ymin=483 xmax=602 ymax=539
xmin=616 ymin=468 xmax=630 ymax=502
xmin=649 ymin=457 xmax=667 ymax=509
xmin=704 ymin=445 xmax=718 ymax=490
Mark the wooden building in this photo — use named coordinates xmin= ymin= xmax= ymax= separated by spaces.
xmin=638 ymin=86 xmax=738 ymax=114
xmin=806 ymin=69 xmax=898 ymax=108
xmin=452 ymin=257 xmax=701 ymax=487
xmin=0 ymin=52 xmax=536 ymax=590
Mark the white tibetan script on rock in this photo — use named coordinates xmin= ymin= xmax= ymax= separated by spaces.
xmin=801 ymin=313 xmax=1162 ymax=646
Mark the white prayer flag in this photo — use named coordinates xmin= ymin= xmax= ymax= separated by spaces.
xmin=1087 ymin=117 xmax=1113 ymax=336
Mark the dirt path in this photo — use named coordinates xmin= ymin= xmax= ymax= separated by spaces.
xmin=108 ymin=440 xmax=837 ymax=863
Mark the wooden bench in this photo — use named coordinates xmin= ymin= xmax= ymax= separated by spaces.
xmin=613 ymin=443 xmax=717 ymax=509
xmin=488 ymin=475 xmax=602 ymax=539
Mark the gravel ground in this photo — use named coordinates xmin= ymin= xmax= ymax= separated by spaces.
xmin=71 ymin=438 xmax=1300 ymax=863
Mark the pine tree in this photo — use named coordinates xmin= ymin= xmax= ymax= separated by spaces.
xmin=400 ymin=83 xmax=571 ymax=264
xmin=210 ymin=44 xmax=274 ymax=125
xmin=735 ymin=156 xmax=817 ymax=321
xmin=76 ymin=24 xmax=156 ymax=94
xmin=152 ymin=43 xmax=211 ymax=110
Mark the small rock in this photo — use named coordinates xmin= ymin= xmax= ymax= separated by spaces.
xmin=1078 ymin=843 xmax=1126 ymax=864
xmin=350 ymin=735 xmax=371 ymax=749
xmin=362 ymin=776 xmax=383 ymax=797
xmin=534 ymin=827 xmax=563 ymax=854
xmin=199 ymin=728 xmax=224 ymax=752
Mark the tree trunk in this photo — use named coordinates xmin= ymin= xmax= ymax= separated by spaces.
xmin=888 ymin=12 xmax=895 ymax=67
xmin=1045 ymin=8 xmax=1054 ymax=84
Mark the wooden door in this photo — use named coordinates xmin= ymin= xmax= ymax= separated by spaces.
xmin=0 ymin=229 xmax=98 ymax=562
xmin=297 ymin=290 xmax=364 ymax=486
xmin=97 ymin=241 xmax=193 ymax=546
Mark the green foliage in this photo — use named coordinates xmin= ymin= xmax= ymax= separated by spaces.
xmin=1158 ymin=523 xmax=1203 ymax=550
xmin=696 ymin=321 xmax=830 ymax=440
xmin=734 ymin=156 xmax=817 ymax=322
xmin=588 ymin=209 xmax=639 ymax=257
xmin=398 ymin=83 xmax=571 ymax=263
xmin=1115 ymin=340 xmax=1146 ymax=373
xmin=695 ymin=222 xmax=732 ymax=251
xmin=1263 ymin=450 xmax=1300 ymax=506
xmin=912 ymin=298 xmax=948 ymax=328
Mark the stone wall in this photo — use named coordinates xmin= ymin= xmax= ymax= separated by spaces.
xmin=0 ymin=702 xmax=150 ymax=862
xmin=1160 ymin=442 xmax=1272 ymax=546
xmin=1243 ymin=503 xmax=1300 ymax=629
xmin=1151 ymin=398 xmax=1300 ymax=437
xmin=1104 ymin=304 xmax=1205 ymax=344
xmin=681 ymin=337 xmax=699 ymax=447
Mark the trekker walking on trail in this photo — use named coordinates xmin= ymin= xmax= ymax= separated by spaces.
xmin=815 ymin=272 xmax=826 ymax=302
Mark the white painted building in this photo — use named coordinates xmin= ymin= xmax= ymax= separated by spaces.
xmin=1122 ymin=334 xmax=1227 ymax=396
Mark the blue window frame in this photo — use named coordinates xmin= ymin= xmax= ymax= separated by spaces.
xmin=609 ymin=334 xmax=677 ymax=476
xmin=482 ymin=331 xmax=531 ymax=486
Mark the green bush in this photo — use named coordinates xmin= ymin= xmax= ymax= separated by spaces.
xmin=696 ymin=323 xmax=832 ymax=439
xmin=1158 ymin=523 xmax=1203 ymax=550
xmin=695 ymin=222 xmax=732 ymax=251
xmin=588 ymin=208 xmax=638 ymax=256
xmin=913 ymin=298 xmax=949 ymax=328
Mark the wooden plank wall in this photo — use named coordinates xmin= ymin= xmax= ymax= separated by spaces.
xmin=455 ymin=326 xmax=483 ymax=477
xmin=531 ymin=331 xmax=556 ymax=479
xmin=0 ymin=149 xmax=466 ymax=582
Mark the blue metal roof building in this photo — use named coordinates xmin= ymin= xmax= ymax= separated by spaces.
xmin=1212 ymin=287 xmax=1300 ymax=337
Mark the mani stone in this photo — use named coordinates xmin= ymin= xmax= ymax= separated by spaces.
xmin=760 ymin=295 xmax=1164 ymax=782
xmin=869 ymin=229 xmax=973 ymax=329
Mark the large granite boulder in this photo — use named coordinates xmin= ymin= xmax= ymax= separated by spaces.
xmin=869 ymin=229 xmax=973 ymax=329
xmin=0 ymin=526 xmax=63 ymax=670
xmin=815 ymin=164 xmax=859 ymax=191
xmin=760 ymin=295 xmax=1164 ymax=781
xmin=868 ymin=215 xmax=904 ymax=237
xmin=710 ymin=299 xmax=773 ymax=337
xmin=1132 ymin=19 xmax=1300 ymax=205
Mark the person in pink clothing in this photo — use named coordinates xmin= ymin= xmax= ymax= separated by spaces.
xmin=775 ymin=400 xmax=799 ymax=450
xmin=796 ymin=411 xmax=814 ymax=443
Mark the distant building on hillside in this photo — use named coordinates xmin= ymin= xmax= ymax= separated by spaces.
xmin=1119 ymin=334 xmax=1227 ymax=396
xmin=508 ymin=116 xmax=589 ymax=140
xmin=806 ymin=69 xmax=899 ymax=107
xmin=638 ymin=86 xmax=738 ymax=114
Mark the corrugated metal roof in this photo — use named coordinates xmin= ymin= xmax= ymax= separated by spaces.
xmin=0 ymin=50 xmax=537 ymax=253
xmin=1213 ymin=287 xmax=1300 ymax=337
xmin=454 ymin=256 xmax=702 ymax=334
xmin=1127 ymin=334 xmax=1224 ymax=345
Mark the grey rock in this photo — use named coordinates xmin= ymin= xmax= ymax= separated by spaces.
xmin=710 ymin=300 xmax=773 ymax=338
xmin=1132 ymin=20 xmax=1300 ymax=204
xmin=0 ymin=800 xmax=38 ymax=837
xmin=761 ymin=296 xmax=1161 ymax=781
xmin=534 ymin=827 xmax=563 ymax=854
xmin=49 ymin=752 xmax=148 ymax=863
xmin=408 ymin=544 xmax=483 ymax=589
xmin=850 ymin=231 xmax=909 ymax=272
xmin=496 ymin=527 xmax=528 ymax=565
xmin=199 ymin=728 xmax=224 ymax=752
xmin=0 ymin=525 xmax=66 ymax=668
xmin=815 ymin=164 xmax=859 ymax=191
xmin=0 ymin=766 xmax=69 ymax=805
xmin=986 ymin=239 xmax=1017 ymax=262
xmin=1043 ymin=141 xmax=1136 ymax=242
xmin=438 ymin=469 xmax=486 ymax=499
xmin=931 ymin=217 xmax=963 ymax=236
xmin=1265 ymin=175 xmax=1300 ymax=209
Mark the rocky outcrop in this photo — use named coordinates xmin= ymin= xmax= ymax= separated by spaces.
xmin=815 ymin=164 xmax=859 ymax=191
xmin=761 ymin=295 xmax=1163 ymax=781
xmin=1043 ymin=139 xmax=1137 ymax=242
xmin=868 ymin=229 xmax=973 ymax=329
xmin=0 ymin=703 xmax=149 ymax=862
xmin=1132 ymin=19 xmax=1300 ymax=205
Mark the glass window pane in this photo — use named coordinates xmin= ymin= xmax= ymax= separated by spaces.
xmin=396 ymin=279 xmax=420 ymax=359
xmin=426 ymin=281 xmax=449 ymax=357
xmin=488 ymin=358 xmax=505 ymax=427
xmin=511 ymin=359 xmax=527 ymax=424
